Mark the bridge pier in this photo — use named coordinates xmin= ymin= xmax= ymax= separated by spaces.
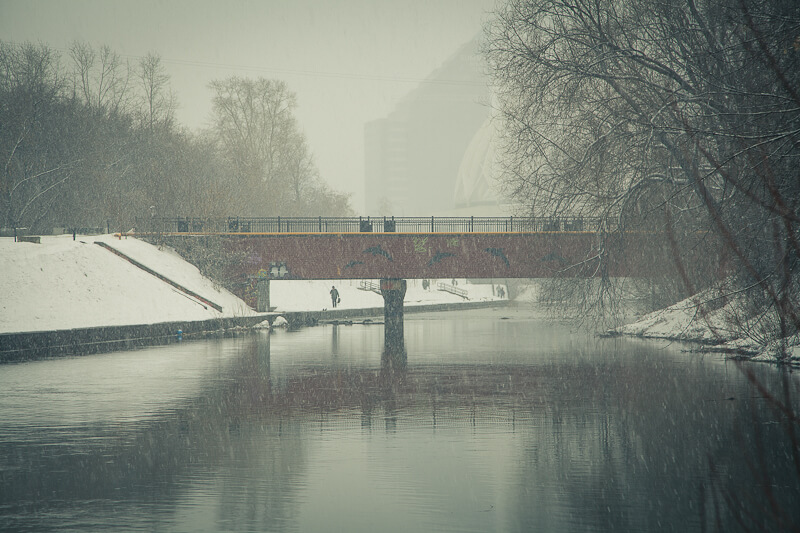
xmin=256 ymin=279 xmax=270 ymax=312
xmin=380 ymin=278 xmax=407 ymax=367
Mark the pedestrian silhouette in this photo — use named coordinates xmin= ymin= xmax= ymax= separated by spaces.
xmin=330 ymin=285 xmax=340 ymax=308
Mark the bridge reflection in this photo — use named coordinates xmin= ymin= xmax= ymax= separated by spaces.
xmin=4 ymin=331 xmax=795 ymax=531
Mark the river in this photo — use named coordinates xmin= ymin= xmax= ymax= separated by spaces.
xmin=1 ymin=306 xmax=798 ymax=532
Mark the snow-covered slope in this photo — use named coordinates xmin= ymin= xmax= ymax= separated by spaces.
xmin=619 ymin=289 xmax=800 ymax=361
xmin=1 ymin=235 xmax=508 ymax=335
xmin=618 ymin=295 xmax=738 ymax=344
xmin=0 ymin=235 xmax=258 ymax=334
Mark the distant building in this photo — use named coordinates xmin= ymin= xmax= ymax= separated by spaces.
xmin=451 ymin=117 xmax=510 ymax=216
xmin=364 ymin=39 xmax=498 ymax=216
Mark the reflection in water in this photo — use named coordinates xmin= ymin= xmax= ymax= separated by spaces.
xmin=0 ymin=335 xmax=309 ymax=532
xmin=330 ymin=323 xmax=339 ymax=356
xmin=382 ymin=343 xmax=408 ymax=374
xmin=0 ymin=308 xmax=798 ymax=532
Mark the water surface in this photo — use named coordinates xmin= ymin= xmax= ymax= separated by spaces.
xmin=1 ymin=307 xmax=798 ymax=531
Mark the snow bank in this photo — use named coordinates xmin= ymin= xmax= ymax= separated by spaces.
xmin=753 ymin=334 xmax=800 ymax=362
xmin=618 ymin=294 xmax=737 ymax=343
xmin=0 ymin=235 xmax=508 ymax=335
xmin=0 ymin=235 xmax=258 ymax=334
xmin=618 ymin=287 xmax=800 ymax=362
xmin=270 ymin=279 xmax=504 ymax=312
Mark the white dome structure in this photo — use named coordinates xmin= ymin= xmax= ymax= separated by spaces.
xmin=454 ymin=118 xmax=501 ymax=209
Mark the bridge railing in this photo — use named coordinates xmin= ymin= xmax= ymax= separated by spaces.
xmin=358 ymin=280 xmax=382 ymax=294
xmin=436 ymin=282 xmax=469 ymax=299
xmin=147 ymin=216 xmax=602 ymax=234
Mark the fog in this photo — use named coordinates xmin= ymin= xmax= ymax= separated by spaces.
xmin=0 ymin=0 xmax=497 ymax=212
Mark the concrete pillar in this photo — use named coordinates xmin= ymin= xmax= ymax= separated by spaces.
xmin=256 ymin=278 xmax=270 ymax=312
xmin=380 ymin=278 xmax=407 ymax=367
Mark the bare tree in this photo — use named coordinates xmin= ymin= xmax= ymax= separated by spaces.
xmin=485 ymin=0 xmax=800 ymax=345
xmin=137 ymin=52 xmax=175 ymax=132
xmin=69 ymin=41 xmax=132 ymax=115
xmin=0 ymin=41 xmax=78 ymax=232
xmin=208 ymin=76 xmax=350 ymax=215
xmin=0 ymin=42 xmax=347 ymax=234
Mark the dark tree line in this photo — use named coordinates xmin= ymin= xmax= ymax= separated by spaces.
xmin=0 ymin=41 xmax=351 ymax=235
xmin=486 ymin=0 xmax=800 ymax=349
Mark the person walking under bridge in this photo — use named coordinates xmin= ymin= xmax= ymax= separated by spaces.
xmin=330 ymin=286 xmax=340 ymax=308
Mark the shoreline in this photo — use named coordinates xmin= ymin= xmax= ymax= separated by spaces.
xmin=614 ymin=324 xmax=799 ymax=366
xmin=0 ymin=315 xmax=269 ymax=362
xmin=275 ymin=299 xmax=511 ymax=326
xmin=0 ymin=300 xmax=511 ymax=362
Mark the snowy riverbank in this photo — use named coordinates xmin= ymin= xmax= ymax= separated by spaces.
xmin=4 ymin=233 xmax=794 ymax=365
xmin=0 ymin=234 xmax=261 ymax=335
xmin=618 ymin=289 xmax=800 ymax=363
xmin=0 ymin=235 xmax=507 ymax=336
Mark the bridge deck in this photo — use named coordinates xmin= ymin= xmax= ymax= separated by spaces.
xmin=145 ymin=216 xmax=718 ymax=282
xmin=212 ymin=231 xmax=668 ymax=280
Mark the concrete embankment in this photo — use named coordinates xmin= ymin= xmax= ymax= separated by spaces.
xmin=0 ymin=301 xmax=510 ymax=360
xmin=0 ymin=315 xmax=269 ymax=362
xmin=277 ymin=299 xmax=511 ymax=326
xmin=1 ymin=234 xmax=271 ymax=362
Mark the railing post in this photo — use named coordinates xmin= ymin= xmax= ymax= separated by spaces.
xmin=510 ymin=215 xmax=513 ymax=232
xmin=319 ymin=216 xmax=322 ymax=232
xmin=470 ymin=216 xmax=474 ymax=232
xmin=431 ymin=216 xmax=434 ymax=233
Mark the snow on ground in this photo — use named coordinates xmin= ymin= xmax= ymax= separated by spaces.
xmin=0 ymin=235 xmax=258 ymax=334
xmin=619 ymin=294 xmax=738 ymax=343
xmin=618 ymin=288 xmax=800 ymax=362
xmin=270 ymin=279 xmax=505 ymax=312
xmin=757 ymin=334 xmax=800 ymax=362
xmin=0 ymin=235 xmax=508 ymax=335
xmin=13 ymin=232 xmax=792 ymax=361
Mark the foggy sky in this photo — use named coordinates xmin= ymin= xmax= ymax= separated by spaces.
xmin=0 ymin=0 xmax=498 ymax=212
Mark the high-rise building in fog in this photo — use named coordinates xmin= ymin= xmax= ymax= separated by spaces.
xmin=364 ymin=39 xmax=495 ymax=216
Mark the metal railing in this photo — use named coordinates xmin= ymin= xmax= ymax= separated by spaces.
xmin=358 ymin=280 xmax=382 ymax=294
xmin=144 ymin=216 xmax=602 ymax=234
xmin=436 ymin=282 xmax=468 ymax=299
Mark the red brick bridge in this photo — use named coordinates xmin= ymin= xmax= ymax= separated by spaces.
xmin=154 ymin=215 xmax=709 ymax=281
xmin=151 ymin=215 xmax=720 ymax=361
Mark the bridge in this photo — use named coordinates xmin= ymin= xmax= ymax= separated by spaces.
xmin=146 ymin=215 xmax=722 ymax=363
xmin=150 ymin=215 xmax=692 ymax=280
